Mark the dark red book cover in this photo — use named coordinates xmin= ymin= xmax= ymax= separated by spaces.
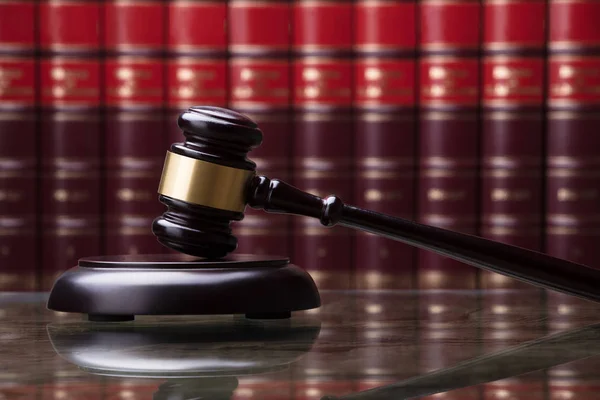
xmin=0 ymin=0 xmax=37 ymax=290
xmin=545 ymin=0 xmax=600 ymax=268
xmin=165 ymin=0 xmax=228 ymax=255
xmin=417 ymin=0 xmax=481 ymax=289
xmin=479 ymin=0 xmax=546 ymax=289
xmin=104 ymin=0 xmax=168 ymax=255
xmin=38 ymin=0 xmax=103 ymax=290
xmin=353 ymin=0 xmax=417 ymax=289
xmin=166 ymin=0 xmax=227 ymax=143
xmin=292 ymin=0 xmax=354 ymax=290
xmin=228 ymin=0 xmax=292 ymax=258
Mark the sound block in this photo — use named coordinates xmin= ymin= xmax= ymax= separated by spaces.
xmin=47 ymin=254 xmax=321 ymax=322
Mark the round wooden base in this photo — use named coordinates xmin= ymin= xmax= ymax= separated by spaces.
xmin=46 ymin=254 xmax=321 ymax=321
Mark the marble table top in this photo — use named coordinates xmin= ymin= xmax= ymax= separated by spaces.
xmin=1 ymin=289 xmax=600 ymax=399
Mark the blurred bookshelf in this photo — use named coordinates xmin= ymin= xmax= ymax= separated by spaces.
xmin=0 ymin=0 xmax=599 ymax=293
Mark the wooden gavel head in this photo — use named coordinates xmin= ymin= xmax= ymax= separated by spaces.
xmin=152 ymin=106 xmax=263 ymax=258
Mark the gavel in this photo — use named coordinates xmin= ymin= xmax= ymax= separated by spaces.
xmin=153 ymin=105 xmax=600 ymax=303
xmin=46 ymin=105 xmax=600 ymax=321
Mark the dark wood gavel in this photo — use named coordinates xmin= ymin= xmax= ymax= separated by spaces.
xmin=152 ymin=105 xmax=600 ymax=304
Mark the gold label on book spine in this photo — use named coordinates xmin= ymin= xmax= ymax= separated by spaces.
xmin=557 ymin=188 xmax=599 ymax=202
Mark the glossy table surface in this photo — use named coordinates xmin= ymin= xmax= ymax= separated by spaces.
xmin=2 ymin=289 xmax=600 ymax=399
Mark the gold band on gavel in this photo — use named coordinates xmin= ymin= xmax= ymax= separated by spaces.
xmin=157 ymin=151 xmax=255 ymax=213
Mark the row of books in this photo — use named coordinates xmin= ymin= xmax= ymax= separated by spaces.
xmin=0 ymin=0 xmax=599 ymax=292
xmin=2 ymin=290 xmax=600 ymax=398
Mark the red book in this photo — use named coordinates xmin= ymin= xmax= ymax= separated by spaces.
xmin=228 ymin=0 xmax=292 ymax=258
xmin=0 ymin=0 xmax=37 ymax=290
xmin=479 ymin=0 xmax=546 ymax=289
xmin=165 ymin=0 xmax=227 ymax=256
xmin=166 ymin=0 xmax=227 ymax=143
xmin=104 ymin=0 xmax=168 ymax=255
xmin=38 ymin=0 xmax=102 ymax=290
xmin=417 ymin=0 xmax=480 ymax=289
xmin=545 ymin=0 xmax=600 ymax=268
xmin=292 ymin=0 xmax=354 ymax=290
xmin=353 ymin=0 xmax=417 ymax=289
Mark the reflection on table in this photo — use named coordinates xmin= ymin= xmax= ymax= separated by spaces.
xmin=1 ymin=289 xmax=600 ymax=399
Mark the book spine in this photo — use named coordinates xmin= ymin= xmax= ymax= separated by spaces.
xmin=292 ymin=0 xmax=354 ymax=290
xmin=417 ymin=0 xmax=481 ymax=289
xmin=104 ymin=0 xmax=167 ymax=255
xmin=545 ymin=0 xmax=600 ymax=268
xmin=166 ymin=0 xmax=228 ymax=143
xmin=228 ymin=0 xmax=292 ymax=257
xmin=353 ymin=0 xmax=417 ymax=289
xmin=546 ymin=0 xmax=600 ymax=383
xmin=38 ymin=0 xmax=102 ymax=289
xmin=0 ymin=0 xmax=38 ymax=290
xmin=479 ymin=0 xmax=547 ymax=289
xmin=165 ymin=0 xmax=227 ymax=255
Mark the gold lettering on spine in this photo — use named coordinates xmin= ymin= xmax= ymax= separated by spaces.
xmin=425 ymin=65 xmax=474 ymax=98
xmin=53 ymin=189 xmax=90 ymax=202
xmin=0 ymin=65 xmax=33 ymax=97
xmin=233 ymin=65 xmax=288 ymax=100
xmin=117 ymin=188 xmax=153 ymax=201
xmin=0 ymin=190 xmax=22 ymax=202
xmin=491 ymin=189 xmax=531 ymax=201
xmin=364 ymin=189 xmax=404 ymax=201
xmin=300 ymin=66 xmax=350 ymax=99
xmin=49 ymin=66 xmax=97 ymax=98
xmin=552 ymin=62 xmax=600 ymax=97
xmin=114 ymin=66 xmax=160 ymax=98
xmin=487 ymin=65 xmax=541 ymax=97
xmin=361 ymin=67 xmax=405 ymax=99
xmin=427 ymin=189 xmax=466 ymax=201
xmin=557 ymin=188 xmax=599 ymax=201
xmin=175 ymin=67 xmax=215 ymax=99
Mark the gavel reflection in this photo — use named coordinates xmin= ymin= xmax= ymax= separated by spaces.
xmin=47 ymin=301 xmax=600 ymax=400
xmin=153 ymin=106 xmax=600 ymax=304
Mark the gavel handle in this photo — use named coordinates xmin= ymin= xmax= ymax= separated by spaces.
xmin=247 ymin=175 xmax=600 ymax=303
